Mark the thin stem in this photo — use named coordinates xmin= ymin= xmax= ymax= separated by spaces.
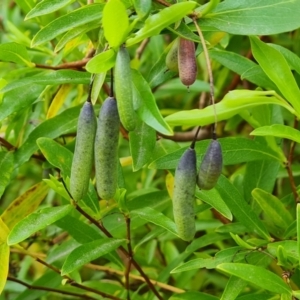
xmin=110 ymin=68 xmax=114 ymax=97
xmin=0 ymin=137 xmax=15 ymax=150
xmin=190 ymin=126 xmax=201 ymax=149
xmin=35 ymin=58 xmax=90 ymax=70
xmin=86 ymin=75 xmax=95 ymax=103
xmin=125 ymin=215 xmax=133 ymax=300
xmin=193 ymin=18 xmax=217 ymax=135
xmin=135 ymin=38 xmax=150 ymax=60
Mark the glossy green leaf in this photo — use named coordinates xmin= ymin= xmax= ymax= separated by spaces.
xmin=37 ymin=138 xmax=73 ymax=178
xmin=25 ymin=0 xmax=74 ymax=20
xmin=297 ymin=204 xmax=300 ymax=264
xmin=217 ymin=263 xmax=292 ymax=295
xmin=1 ymin=182 xmax=49 ymax=229
xmin=170 ymin=291 xmax=218 ymax=300
xmin=165 ymin=90 xmax=298 ymax=127
xmin=216 ymin=176 xmax=271 ymax=240
xmin=199 ymin=0 xmax=300 ymax=35
xmin=252 ymin=188 xmax=293 ymax=230
xmin=61 ymin=238 xmax=126 ymax=275
xmin=15 ymin=105 xmax=81 ymax=167
xmin=0 ymin=151 xmax=14 ymax=198
xmin=129 ymin=120 xmax=156 ymax=171
xmin=267 ymin=240 xmax=298 ymax=261
xmin=150 ymin=137 xmax=282 ymax=170
xmin=0 ymin=42 xmax=34 ymax=67
xmin=251 ymin=124 xmax=300 ymax=143
xmin=220 ymin=275 xmax=247 ymax=300
xmin=133 ymin=0 xmax=151 ymax=19
xmin=0 ymin=218 xmax=10 ymax=295
xmin=131 ymin=207 xmax=178 ymax=236
xmin=31 ymin=4 xmax=104 ymax=47
xmin=250 ymin=36 xmax=300 ymax=115
xmin=132 ymin=69 xmax=173 ymax=135
xmin=196 ymin=188 xmax=232 ymax=221
xmin=8 ymin=205 xmax=73 ymax=245
xmin=86 ymin=49 xmax=116 ymax=74
xmin=102 ymin=0 xmax=129 ymax=48
xmin=126 ymin=2 xmax=197 ymax=46
xmin=2 ymin=70 xmax=90 ymax=93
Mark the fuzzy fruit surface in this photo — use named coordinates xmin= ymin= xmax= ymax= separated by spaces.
xmin=115 ymin=45 xmax=137 ymax=131
xmin=173 ymin=147 xmax=197 ymax=241
xmin=178 ymin=37 xmax=197 ymax=87
xmin=70 ymin=101 xmax=97 ymax=201
xmin=95 ymin=97 xmax=120 ymax=200
xmin=197 ymin=139 xmax=223 ymax=190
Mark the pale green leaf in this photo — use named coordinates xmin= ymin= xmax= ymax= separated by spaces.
xmin=86 ymin=49 xmax=116 ymax=74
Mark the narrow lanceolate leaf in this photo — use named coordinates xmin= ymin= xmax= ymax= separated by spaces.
xmin=86 ymin=49 xmax=116 ymax=74
xmin=131 ymin=207 xmax=178 ymax=236
xmin=61 ymin=238 xmax=126 ymax=275
xmin=1 ymin=182 xmax=49 ymax=229
xmin=31 ymin=4 xmax=104 ymax=47
xmin=126 ymin=2 xmax=197 ymax=46
xmin=199 ymin=0 xmax=300 ymax=35
xmin=25 ymin=0 xmax=75 ymax=20
xmin=0 ymin=151 xmax=14 ymax=198
xmin=216 ymin=176 xmax=271 ymax=241
xmin=8 ymin=205 xmax=73 ymax=245
xmin=0 ymin=218 xmax=10 ymax=295
xmin=250 ymin=36 xmax=300 ymax=115
xmin=102 ymin=0 xmax=129 ymax=48
xmin=217 ymin=263 xmax=292 ymax=295
xmin=250 ymin=124 xmax=300 ymax=143
xmin=0 ymin=42 xmax=34 ymax=67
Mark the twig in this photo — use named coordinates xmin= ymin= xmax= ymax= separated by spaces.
xmin=35 ymin=58 xmax=90 ymax=71
xmin=159 ymin=127 xmax=210 ymax=142
xmin=135 ymin=38 xmax=150 ymax=60
xmin=7 ymin=276 xmax=97 ymax=300
xmin=154 ymin=0 xmax=171 ymax=7
xmin=125 ymin=215 xmax=133 ymax=300
xmin=0 ymin=137 xmax=15 ymax=150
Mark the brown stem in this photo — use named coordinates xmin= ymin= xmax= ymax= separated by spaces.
xmin=0 ymin=137 xmax=15 ymax=151
xmin=154 ymin=0 xmax=171 ymax=7
xmin=125 ymin=215 xmax=133 ymax=300
xmin=159 ymin=127 xmax=210 ymax=142
xmin=35 ymin=58 xmax=90 ymax=71
xmin=7 ymin=276 xmax=97 ymax=300
xmin=135 ymin=38 xmax=150 ymax=60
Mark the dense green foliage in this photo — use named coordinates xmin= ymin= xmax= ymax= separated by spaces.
xmin=1 ymin=0 xmax=300 ymax=299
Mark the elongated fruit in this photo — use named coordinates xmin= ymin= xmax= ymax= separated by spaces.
xmin=166 ymin=38 xmax=179 ymax=72
xmin=178 ymin=37 xmax=197 ymax=87
xmin=115 ymin=45 xmax=137 ymax=131
xmin=95 ymin=97 xmax=120 ymax=200
xmin=197 ymin=139 xmax=223 ymax=190
xmin=173 ymin=147 xmax=197 ymax=241
xmin=70 ymin=101 xmax=97 ymax=201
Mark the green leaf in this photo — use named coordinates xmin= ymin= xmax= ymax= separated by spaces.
xmin=61 ymin=238 xmax=126 ymax=275
xmin=132 ymin=0 xmax=152 ymax=19
xmin=165 ymin=90 xmax=298 ymax=127
xmin=129 ymin=120 xmax=156 ymax=171
xmin=131 ymin=207 xmax=178 ymax=236
xmin=216 ymin=176 xmax=271 ymax=240
xmin=132 ymin=69 xmax=173 ymax=135
xmin=220 ymin=275 xmax=247 ymax=300
xmin=217 ymin=263 xmax=292 ymax=295
xmin=199 ymin=0 xmax=300 ymax=35
xmin=0 ymin=151 xmax=14 ymax=198
xmin=31 ymin=4 xmax=104 ymax=47
xmin=250 ymin=124 xmax=300 ymax=143
xmin=86 ymin=49 xmax=116 ymax=74
xmin=267 ymin=240 xmax=298 ymax=261
xmin=0 ymin=42 xmax=34 ymax=67
xmin=196 ymin=188 xmax=232 ymax=221
xmin=170 ymin=291 xmax=218 ymax=300
xmin=252 ymin=188 xmax=294 ymax=230
xmin=297 ymin=204 xmax=300 ymax=265
xmin=15 ymin=105 xmax=81 ymax=167
xmin=126 ymin=2 xmax=197 ymax=46
xmin=37 ymin=138 xmax=73 ymax=178
xmin=8 ymin=205 xmax=73 ymax=245
xmin=25 ymin=0 xmax=74 ymax=20
xmin=102 ymin=0 xmax=129 ymax=48
xmin=250 ymin=36 xmax=300 ymax=115
xmin=2 ymin=70 xmax=90 ymax=93
xmin=0 ymin=218 xmax=10 ymax=295
xmin=150 ymin=137 xmax=282 ymax=170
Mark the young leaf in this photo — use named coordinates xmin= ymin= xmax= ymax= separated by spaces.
xmin=25 ymin=0 xmax=74 ymax=20
xmin=126 ymin=2 xmax=197 ymax=46
xmin=129 ymin=120 xmax=156 ymax=171
xmin=199 ymin=0 xmax=300 ymax=35
xmin=61 ymin=238 xmax=126 ymax=275
xmin=220 ymin=275 xmax=248 ymax=300
xmin=1 ymin=182 xmax=49 ymax=229
xmin=0 ymin=151 xmax=14 ymax=198
xmin=86 ymin=49 xmax=116 ymax=74
xmin=216 ymin=176 xmax=271 ymax=241
xmin=250 ymin=36 xmax=300 ymax=115
xmin=217 ymin=263 xmax=292 ymax=295
xmin=8 ymin=205 xmax=73 ymax=245
xmin=31 ymin=4 xmax=105 ymax=47
xmin=102 ymin=0 xmax=129 ymax=48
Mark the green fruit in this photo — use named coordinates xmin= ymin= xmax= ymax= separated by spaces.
xmin=95 ymin=97 xmax=120 ymax=200
xmin=115 ymin=45 xmax=137 ymax=131
xmin=70 ymin=101 xmax=97 ymax=201
xmin=173 ymin=147 xmax=197 ymax=241
xmin=178 ymin=37 xmax=197 ymax=87
xmin=197 ymin=139 xmax=223 ymax=190
xmin=166 ymin=38 xmax=179 ymax=72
